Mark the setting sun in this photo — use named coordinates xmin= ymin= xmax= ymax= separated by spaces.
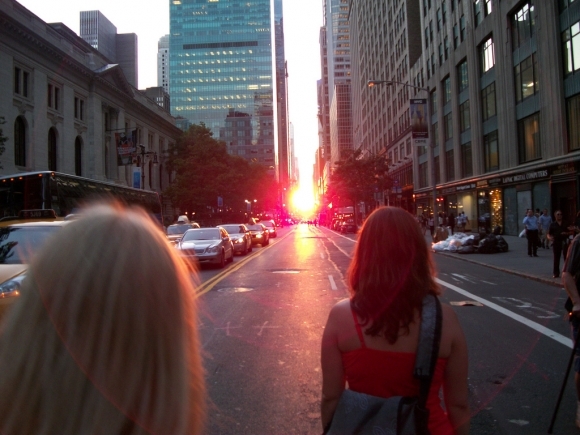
xmin=291 ymin=185 xmax=316 ymax=215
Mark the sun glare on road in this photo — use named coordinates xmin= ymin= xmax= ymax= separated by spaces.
xmin=292 ymin=186 xmax=315 ymax=214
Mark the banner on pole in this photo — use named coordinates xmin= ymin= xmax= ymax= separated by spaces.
xmin=410 ymin=99 xmax=428 ymax=147
xmin=116 ymin=130 xmax=137 ymax=165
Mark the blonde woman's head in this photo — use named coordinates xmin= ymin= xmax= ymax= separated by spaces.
xmin=0 ymin=203 xmax=205 ymax=435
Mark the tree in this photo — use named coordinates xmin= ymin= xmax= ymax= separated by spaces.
xmin=326 ymin=149 xmax=392 ymax=224
xmin=163 ymin=123 xmax=276 ymax=222
xmin=0 ymin=117 xmax=7 ymax=170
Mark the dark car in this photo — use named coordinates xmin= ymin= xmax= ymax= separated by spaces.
xmin=340 ymin=220 xmax=357 ymax=234
xmin=247 ymin=223 xmax=270 ymax=246
xmin=220 ymin=224 xmax=253 ymax=255
xmin=166 ymin=222 xmax=200 ymax=244
xmin=261 ymin=220 xmax=277 ymax=238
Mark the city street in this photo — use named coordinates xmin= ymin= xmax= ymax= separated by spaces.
xmin=196 ymin=223 xmax=578 ymax=434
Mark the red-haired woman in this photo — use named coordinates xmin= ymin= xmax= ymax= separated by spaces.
xmin=320 ymin=206 xmax=470 ymax=435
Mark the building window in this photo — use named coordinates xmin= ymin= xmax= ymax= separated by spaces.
xmin=460 ymin=15 xmax=466 ymax=42
xmin=457 ymin=60 xmax=468 ymax=92
xmin=437 ymin=8 xmax=442 ymax=32
xmin=460 ymin=100 xmax=471 ymax=132
xmin=48 ymin=128 xmax=57 ymax=171
xmin=443 ymin=76 xmax=451 ymax=105
xmin=562 ymin=21 xmax=580 ymax=75
xmin=484 ymin=130 xmax=499 ymax=172
xmin=430 ymin=89 xmax=437 ymax=115
xmin=439 ymin=44 xmax=444 ymax=65
xmin=518 ymin=113 xmax=541 ymax=163
xmin=514 ymin=53 xmax=539 ymax=103
xmin=481 ymin=37 xmax=495 ymax=73
xmin=461 ymin=142 xmax=473 ymax=178
xmin=512 ymin=2 xmax=535 ymax=50
xmin=567 ymin=94 xmax=580 ymax=151
xmin=445 ymin=149 xmax=455 ymax=182
xmin=444 ymin=36 xmax=449 ymax=60
xmin=444 ymin=113 xmax=453 ymax=140
xmin=48 ymin=84 xmax=61 ymax=111
xmin=419 ymin=161 xmax=428 ymax=188
xmin=434 ymin=155 xmax=441 ymax=184
xmin=14 ymin=66 xmax=30 ymax=98
xmin=75 ymin=137 xmax=82 ymax=176
xmin=481 ymin=82 xmax=497 ymax=121
xmin=453 ymin=25 xmax=459 ymax=49
xmin=74 ymin=97 xmax=85 ymax=121
xmin=14 ymin=117 xmax=26 ymax=167
xmin=425 ymin=27 xmax=429 ymax=47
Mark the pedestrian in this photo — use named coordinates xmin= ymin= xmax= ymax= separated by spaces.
xmin=539 ymin=208 xmax=553 ymax=249
xmin=448 ymin=212 xmax=456 ymax=235
xmin=320 ymin=207 xmax=470 ymax=435
xmin=419 ymin=213 xmax=428 ymax=235
xmin=428 ymin=214 xmax=435 ymax=237
xmin=562 ymin=230 xmax=580 ymax=428
xmin=0 ymin=203 xmax=206 ymax=435
xmin=523 ymin=208 xmax=540 ymax=257
xmin=549 ymin=210 xmax=574 ymax=278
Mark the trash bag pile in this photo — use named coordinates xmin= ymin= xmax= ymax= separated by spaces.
xmin=432 ymin=230 xmax=508 ymax=254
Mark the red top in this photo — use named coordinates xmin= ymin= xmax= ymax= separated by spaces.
xmin=342 ymin=309 xmax=454 ymax=435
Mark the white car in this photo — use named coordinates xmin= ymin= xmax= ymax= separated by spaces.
xmin=175 ymin=227 xmax=234 ymax=268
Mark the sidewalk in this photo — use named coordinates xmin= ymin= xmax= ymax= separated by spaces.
xmin=428 ymin=231 xmax=564 ymax=288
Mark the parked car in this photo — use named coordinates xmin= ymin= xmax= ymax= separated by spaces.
xmin=219 ymin=224 xmax=253 ymax=255
xmin=247 ymin=223 xmax=270 ymax=246
xmin=175 ymin=227 xmax=234 ymax=268
xmin=261 ymin=220 xmax=277 ymax=238
xmin=166 ymin=222 xmax=200 ymax=244
xmin=0 ymin=212 xmax=70 ymax=322
xmin=340 ymin=220 xmax=357 ymax=234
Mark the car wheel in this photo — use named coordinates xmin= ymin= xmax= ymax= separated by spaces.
xmin=249 ymin=243 xmax=253 ymax=252
xmin=265 ymin=238 xmax=270 ymax=246
xmin=242 ymin=244 xmax=248 ymax=255
xmin=228 ymin=248 xmax=234 ymax=263
xmin=218 ymin=251 xmax=225 ymax=269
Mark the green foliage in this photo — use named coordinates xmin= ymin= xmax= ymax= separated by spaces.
xmin=326 ymin=149 xmax=393 ymax=221
xmin=163 ymin=123 xmax=277 ymax=219
xmin=0 ymin=117 xmax=7 ymax=170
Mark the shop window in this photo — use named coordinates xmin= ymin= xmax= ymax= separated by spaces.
xmin=567 ymin=93 xmax=580 ymax=150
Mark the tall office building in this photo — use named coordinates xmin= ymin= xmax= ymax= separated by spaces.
xmin=157 ymin=34 xmax=169 ymax=94
xmin=348 ymin=0 xmax=420 ymax=210
xmin=79 ymin=11 xmax=139 ymax=88
xmin=169 ymin=0 xmax=287 ymax=182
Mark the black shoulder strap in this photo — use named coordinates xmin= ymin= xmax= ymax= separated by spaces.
xmin=413 ymin=294 xmax=443 ymax=409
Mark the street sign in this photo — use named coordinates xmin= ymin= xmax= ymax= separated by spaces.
xmin=414 ymin=138 xmax=427 ymax=146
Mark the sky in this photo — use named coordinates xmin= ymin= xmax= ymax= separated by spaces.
xmin=16 ymin=0 xmax=323 ymax=196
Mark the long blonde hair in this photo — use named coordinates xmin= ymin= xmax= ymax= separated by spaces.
xmin=0 ymin=203 xmax=205 ymax=434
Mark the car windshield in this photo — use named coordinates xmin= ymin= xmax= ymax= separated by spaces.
xmin=221 ymin=225 xmax=244 ymax=234
xmin=182 ymin=229 xmax=221 ymax=241
xmin=262 ymin=221 xmax=274 ymax=228
xmin=0 ymin=226 xmax=61 ymax=264
xmin=247 ymin=225 xmax=263 ymax=231
xmin=167 ymin=224 xmax=191 ymax=235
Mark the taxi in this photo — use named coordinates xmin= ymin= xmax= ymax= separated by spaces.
xmin=0 ymin=210 xmax=69 ymax=322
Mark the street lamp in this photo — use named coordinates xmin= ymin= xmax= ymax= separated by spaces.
xmin=137 ymin=145 xmax=158 ymax=190
xmin=367 ymin=80 xmax=437 ymax=220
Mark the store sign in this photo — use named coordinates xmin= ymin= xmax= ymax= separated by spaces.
xmin=552 ymin=163 xmax=576 ymax=176
xmin=456 ymin=183 xmax=476 ymax=191
xmin=502 ymin=169 xmax=548 ymax=184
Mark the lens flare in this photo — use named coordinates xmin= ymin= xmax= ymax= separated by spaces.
xmin=291 ymin=186 xmax=315 ymax=214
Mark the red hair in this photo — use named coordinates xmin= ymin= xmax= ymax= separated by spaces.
xmin=348 ymin=207 xmax=440 ymax=343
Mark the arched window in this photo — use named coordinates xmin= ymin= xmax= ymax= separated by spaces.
xmin=159 ymin=164 xmax=163 ymax=190
xmin=14 ymin=117 xmax=26 ymax=167
xmin=48 ymin=128 xmax=57 ymax=171
xmin=75 ymin=137 xmax=82 ymax=176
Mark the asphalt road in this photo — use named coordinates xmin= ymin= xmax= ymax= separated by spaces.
xmin=195 ymin=224 xmax=578 ymax=434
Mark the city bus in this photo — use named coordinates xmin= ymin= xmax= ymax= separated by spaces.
xmin=0 ymin=172 xmax=163 ymax=226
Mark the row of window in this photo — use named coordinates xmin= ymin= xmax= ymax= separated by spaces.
xmin=14 ymin=67 xmax=86 ymax=122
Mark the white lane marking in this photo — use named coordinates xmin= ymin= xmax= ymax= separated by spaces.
xmin=492 ymin=297 xmax=560 ymax=319
xmin=451 ymin=273 xmax=476 ymax=283
xmin=436 ymin=278 xmax=573 ymax=348
xmin=257 ymin=321 xmax=268 ymax=336
xmin=328 ymin=275 xmax=338 ymax=291
xmin=481 ymin=280 xmax=497 ymax=285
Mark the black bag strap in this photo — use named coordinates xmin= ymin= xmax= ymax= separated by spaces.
xmin=413 ymin=294 xmax=443 ymax=410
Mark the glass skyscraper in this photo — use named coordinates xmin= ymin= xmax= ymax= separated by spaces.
xmin=169 ymin=0 xmax=285 ymax=179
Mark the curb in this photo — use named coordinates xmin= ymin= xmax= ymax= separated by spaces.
xmin=433 ymin=251 xmax=563 ymax=289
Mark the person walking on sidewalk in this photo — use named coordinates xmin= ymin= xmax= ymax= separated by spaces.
xmin=539 ymin=208 xmax=552 ymax=249
xmin=428 ymin=214 xmax=435 ymax=238
xmin=562 ymin=232 xmax=580 ymax=427
xmin=448 ymin=212 xmax=456 ymax=235
xmin=548 ymin=210 xmax=573 ymax=278
xmin=523 ymin=208 xmax=540 ymax=257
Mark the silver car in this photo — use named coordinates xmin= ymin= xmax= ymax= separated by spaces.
xmin=219 ymin=224 xmax=253 ymax=255
xmin=175 ymin=227 xmax=234 ymax=268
